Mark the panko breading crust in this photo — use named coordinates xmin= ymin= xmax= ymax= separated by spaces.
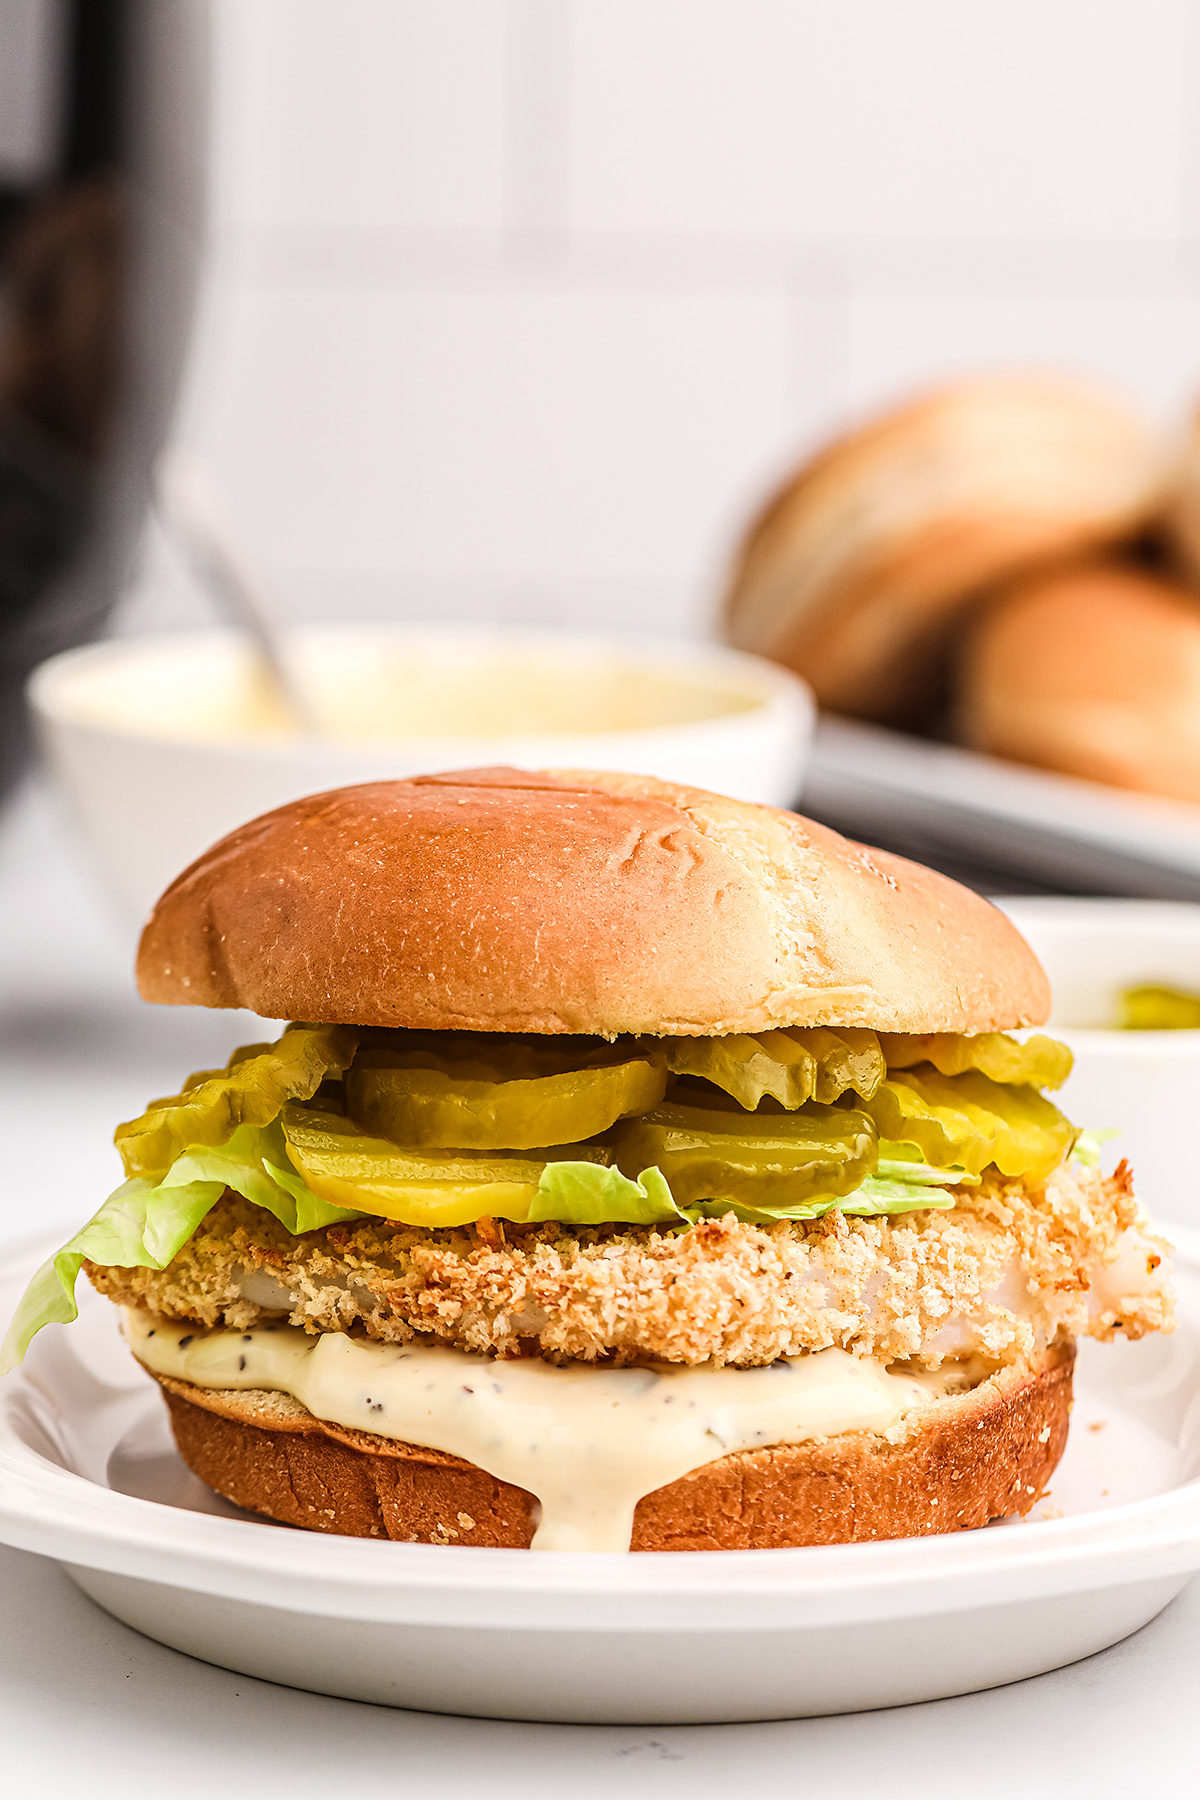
xmin=86 ymin=1160 xmax=1172 ymax=1369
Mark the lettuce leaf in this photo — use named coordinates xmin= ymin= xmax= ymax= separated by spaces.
xmin=0 ymin=1176 xmax=220 ymax=1374
xmin=876 ymin=1137 xmax=977 ymax=1187
xmin=1072 ymin=1127 xmax=1120 ymax=1168
xmin=839 ymin=1174 xmax=956 ymax=1214
xmin=528 ymin=1160 xmax=681 ymax=1226
xmin=0 ymin=1128 xmax=971 ymax=1371
xmin=682 ymin=1171 xmax=957 ymax=1225
xmin=0 ymin=1120 xmax=361 ymax=1373
xmin=529 ymin=1156 xmax=960 ymax=1228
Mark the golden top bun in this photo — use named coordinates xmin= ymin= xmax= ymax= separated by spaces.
xmin=136 ymin=766 xmax=1049 ymax=1035
xmin=724 ymin=374 xmax=1164 ymax=726
xmin=957 ymin=563 xmax=1200 ymax=804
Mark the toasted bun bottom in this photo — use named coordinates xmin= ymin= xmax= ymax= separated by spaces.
xmin=155 ymin=1339 xmax=1073 ymax=1550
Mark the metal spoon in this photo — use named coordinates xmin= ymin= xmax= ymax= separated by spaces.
xmin=154 ymin=452 xmax=321 ymax=735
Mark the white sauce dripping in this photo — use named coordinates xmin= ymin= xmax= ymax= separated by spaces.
xmin=125 ymin=1310 xmax=955 ymax=1552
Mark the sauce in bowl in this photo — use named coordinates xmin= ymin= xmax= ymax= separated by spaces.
xmin=30 ymin=623 xmax=813 ymax=924
xmin=55 ymin=629 xmax=766 ymax=746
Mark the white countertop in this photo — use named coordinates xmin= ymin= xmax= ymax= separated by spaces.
xmin=1 ymin=777 xmax=1196 ymax=1799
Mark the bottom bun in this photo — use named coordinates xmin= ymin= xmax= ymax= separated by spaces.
xmin=154 ymin=1338 xmax=1073 ymax=1550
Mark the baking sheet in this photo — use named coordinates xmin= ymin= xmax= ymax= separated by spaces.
xmin=802 ymin=715 xmax=1200 ymax=898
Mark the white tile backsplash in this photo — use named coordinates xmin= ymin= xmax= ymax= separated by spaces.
xmin=847 ymin=289 xmax=1200 ymax=424
xmin=568 ymin=0 xmax=1191 ymax=243
xmin=211 ymin=0 xmax=509 ymax=232
xmin=152 ymin=0 xmax=1200 ymax=640
xmin=181 ymin=280 xmax=795 ymax=590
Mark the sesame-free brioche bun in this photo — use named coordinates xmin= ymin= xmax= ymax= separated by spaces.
xmin=957 ymin=563 xmax=1200 ymax=803
xmin=154 ymin=1338 xmax=1073 ymax=1549
xmin=724 ymin=374 xmax=1164 ymax=725
xmin=136 ymin=766 xmax=1050 ymax=1036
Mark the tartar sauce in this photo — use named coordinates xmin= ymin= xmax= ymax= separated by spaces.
xmin=125 ymin=1310 xmax=955 ymax=1552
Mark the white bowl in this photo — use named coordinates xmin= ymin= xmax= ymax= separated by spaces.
xmin=1001 ymin=899 xmax=1200 ymax=1226
xmin=29 ymin=625 xmax=813 ymax=923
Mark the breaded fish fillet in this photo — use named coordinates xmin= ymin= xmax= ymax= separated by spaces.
xmin=87 ymin=1160 xmax=1171 ymax=1369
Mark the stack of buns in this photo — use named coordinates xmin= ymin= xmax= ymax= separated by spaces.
xmin=723 ymin=373 xmax=1200 ymax=804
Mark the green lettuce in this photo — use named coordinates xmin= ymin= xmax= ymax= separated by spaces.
xmin=679 ymin=1171 xmax=957 ymax=1226
xmin=528 ymin=1155 xmax=959 ymax=1229
xmin=839 ymin=1173 xmax=956 ymax=1214
xmin=1 ymin=1131 xmax=970 ymax=1371
xmin=528 ymin=1160 xmax=680 ymax=1225
xmin=1072 ymin=1127 xmax=1120 ymax=1168
xmin=0 ymin=1120 xmax=361 ymax=1373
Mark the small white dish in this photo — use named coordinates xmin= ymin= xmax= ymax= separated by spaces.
xmin=29 ymin=625 xmax=813 ymax=923
xmin=1001 ymin=899 xmax=1200 ymax=1227
xmin=1 ymin=1234 xmax=1198 ymax=1723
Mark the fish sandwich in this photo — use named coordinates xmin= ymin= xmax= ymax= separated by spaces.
xmin=3 ymin=768 xmax=1173 ymax=1552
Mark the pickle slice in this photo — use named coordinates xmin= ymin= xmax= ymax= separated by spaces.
xmin=663 ymin=1027 xmax=885 ymax=1109
xmin=280 ymin=1103 xmax=609 ymax=1227
xmin=354 ymin=1029 xmax=626 ymax=1082
xmin=611 ymin=1100 xmax=877 ymax=1209
xmin=1118 ymin=984 xmax=1200 ymax=1030
xmin=877 ymin=1031 xmax=1073 ymax=1090
xmin=116 ymin=1024 xmax=360 ymax=1181
xmin=345 ymin=1053 xmax=666 ymax=1149
xmin=863 ymin=1068 xmax=1076 ymax=1181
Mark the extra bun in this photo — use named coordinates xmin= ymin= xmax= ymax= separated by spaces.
xmin=136 ymin=766 xmax=1049 ymax=1035
xmin=1164 ymin=404 xmax=1200 ymax=583
xmin=958 ymin=563 xmax=1200 ymax=803
xmin=724 ymin=375 xmax=1163 ymax=725
xmin=155 ymin=1340 xmax=1073 ymax=1549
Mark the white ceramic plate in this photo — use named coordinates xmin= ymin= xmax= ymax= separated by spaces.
xmin=1 ymin=1235 xmax=1199 ymax=1724
xmin=804 ymin=715 xmax=1200 ymax=898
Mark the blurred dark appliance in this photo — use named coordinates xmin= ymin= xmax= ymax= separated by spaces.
xmin=0 ymin=0 xmax=207 ymax=801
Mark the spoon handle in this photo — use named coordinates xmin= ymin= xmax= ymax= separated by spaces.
xmin=155 ymin=454 xmax=321 ymax=735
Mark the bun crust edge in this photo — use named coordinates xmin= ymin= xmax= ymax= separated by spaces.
xmin=136 ymin=767 xmax=1050 ymax=1036
xmin=155 ymin=1339 xmax=1073 ymax=1550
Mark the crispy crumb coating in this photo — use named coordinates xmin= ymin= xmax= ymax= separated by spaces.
xmin=85 ymin=1159 xmax=1173 ymax=1369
